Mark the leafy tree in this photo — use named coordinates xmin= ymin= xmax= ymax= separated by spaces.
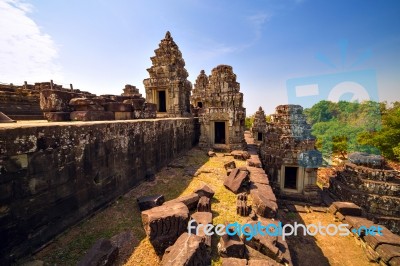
xmin=245 ymin=116 xmax=254 ymax=130
xmin=358 ymin=103 xmax=400 ymax=161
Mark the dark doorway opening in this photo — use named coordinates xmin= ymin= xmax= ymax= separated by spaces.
xmin=214 ymin=122 xmax=226 ymax=144
xmin=158 ymin=91 xmax=166 ymax=112
xmin=197 ymin=102 xmax=203 ymax=108
xmin=284 ymin=166 xmax=297 ymax=189
xmin=257 ymin=132 xmax=263 ymax=141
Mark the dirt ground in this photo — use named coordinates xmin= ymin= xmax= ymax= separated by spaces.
xmin=30 ymin=146 xmax=376 ymax=266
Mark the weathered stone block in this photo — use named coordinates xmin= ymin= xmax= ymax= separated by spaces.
xmin=40 ymin=89 xmax=76 ymax=112
xmin=137 ymin=195 xmax=165 ymax=211
xmin=104 ymin=102 xmax=132 ymax=112
xmin=224 ymin=168 xmax=250 ymax=194
xmin=237 ymin=200 xmax=250 ymax=216
xmin=77 ymin=238 xmax=118 ymax=266
xmin=141 ymin=202 xmax=189 ymax=254
xmin=221 ymin=258 xmax=247 ymax=266
xmin=250 ymin=184 xmax=277 ymax=219
xmin=243 ymin=220 xmax=279 ymax=260
xmin=164 ymin=193 xmax=200 ymax=210
xmin=231 ymin=150 xmax=251 ymax=160
xmin=70 ymin=111 xmax=114 ymax=121
xmin=194 ymin=184 xmax=215 ymax=198
xmin=224 ymin=161 xmax=236 ymax=170
xmin=197 ymin=196 xmax=211 ymax=212
xmin=114 ymin=112 xmax=132 ymax=120
xmin=161 ymin=232 xmax=210 ymax=266
xmin=218 ymin=232 xmax=246 ymax=258
xmin=376 ymin=244 xmax=400 ymax=263
xmin=190 ymin=212 xmax=213 ymax=247
xmin=247 ymin=158 xmax=262 ymax=168
xmin=331 ymin=202 xmax=362 ymax=216
xmin=43 ymin=112 xmax=71 ymax=122
xmin=364 ymin=227 xmax=400 ymax=250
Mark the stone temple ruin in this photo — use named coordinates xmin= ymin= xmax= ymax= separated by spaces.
xmin=143 ymin=31 xmax=192 ymax=118
xmin=328 ymin=152 xmax=400 ymax=234
xmin=1 ymin=31 xmax=400 ymax=265
xmin=251 ymin=106 xmax=267 ymax=143
xmin=191 ymin=65 xmax=246 ymax=150
xmin=260 ymin=104 xmax=322 ymax=202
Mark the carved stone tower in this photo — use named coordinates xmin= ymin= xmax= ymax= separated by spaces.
xmin=143 ymin=31 xmax=192 ymax=117
xmin=251 ymin=106 xmax=267 ymax=143
xmin=192 ymin=65 xmax=246 ymax=150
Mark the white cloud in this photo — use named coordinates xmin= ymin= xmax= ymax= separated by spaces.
xmin=0 ymin=0 xmax=62 ymax=84
xmin=247 ymin=12 xmax=269 ymax=41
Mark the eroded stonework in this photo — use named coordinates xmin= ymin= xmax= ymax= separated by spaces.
xmin=260 ymin=105 xmax=322 ymax=202
xmin=329 ymin=153 xmax=400 ymax=233
xmin=192 ymin=65 xmax=246 ymax=150
xmin=143 ymin=31 xmax=192 ymax=117
xmin=251 ymin=106 xmax=267 ymax=143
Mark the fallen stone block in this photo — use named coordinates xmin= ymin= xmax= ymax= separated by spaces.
xmin=137 ymin=195 xmax=165 ymax=211
xmin=237 ymin=199 xmax=251 ymax=216
xmin=389 ymin=256 xmax=400 ymax=266
xmin=224 ymin=168 xmax=250 ymax=194
xmin=364 ymin=227 xmax=400 ymax=250
xmin=224 ymin=161 xmax=236 ymax=171
xmin=197 ymin=196 xmax=211 ymax=212
xmin=218 ymin=232 xmax=246 ymax=259
xmin=77 ymin=238 xmax=118 ymax=266
xmin=335 ymin=212 xmax=346 ymax=222
xmin=237 ymin=192 xmax=248 ymax=201
xmin=331 ymin=202 xmax=362 ymax=216
xmin=247 ymin=158 xmax=262 ymax=168
xmin=250 ymin=184 xmax=277 ymax=219
xmin=141 ymin=202 xmax=189 ymax=254
xmin=376 ymin=244 xmax=400 ymax=264
xmin=231 ymin=150 xmax=251 ymax=160
xmin=70 ymin=111 xmax=114 ymax=121
xmin=344 ymin=216 xmax=376 ymax=236
xmin=194 ymin=184 xmax=215 ymax=198
xmin=221 ymin=257 xmax=247 ymax=266
xmin=250 ymin=183 xmax=276 ymax=202
xmin=164 ymin=193 xmax=200 ymax=210
xmin=248 ymin=167 xmax=270 ymax=185
xmin=161 ymin=232 xmax=210 ymax=266
xmin=243 ymin=220 xmax=280 ymax=261
xmin=190 ymin=212 xmax=213 ymax=247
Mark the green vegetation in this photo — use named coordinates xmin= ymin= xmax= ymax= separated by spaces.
xmin=304 ymin=101 xmax=388 ymax=157
xmin=245 ymin=115 xmax=254 ymax=130
xmin=358 ymin=102 xmax=400 ymax=161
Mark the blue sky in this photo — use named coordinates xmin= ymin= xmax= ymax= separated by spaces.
xmin=1 ymin=0 xmax=399 ymax=115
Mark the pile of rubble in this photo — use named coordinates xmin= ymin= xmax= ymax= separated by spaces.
xmin=329 ymin=201 xmax=400 ymax=265
xmin=329 ymin=152 xmax=400 ymax=234
xmin=40 ymin=84 xmax=156 ymax=122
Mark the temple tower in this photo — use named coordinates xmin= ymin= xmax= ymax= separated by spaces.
xmin=192 ymin=65 xmax=246 ymax=150
xmin=143 ymin=31 xmax=192 ymax=117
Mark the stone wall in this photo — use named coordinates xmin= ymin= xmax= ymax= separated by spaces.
xmin=328 ymin=161 xmax=400 ymax=233
xmin=0 ymin=118 xmax=198 ymax=263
